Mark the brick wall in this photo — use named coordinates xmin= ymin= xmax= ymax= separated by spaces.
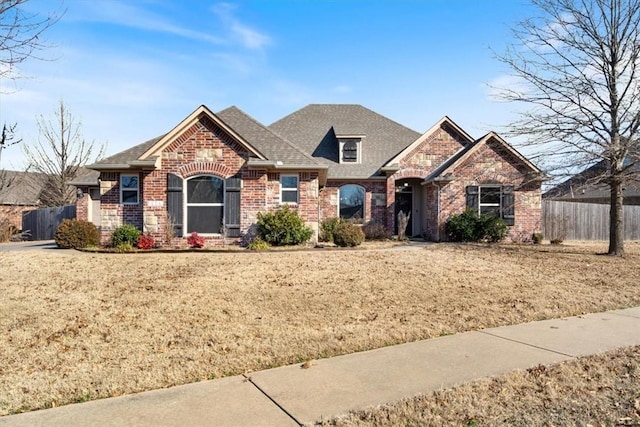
xmin=94 ymin=115 xmax=322 ymax=247
xmin=0 ymin=204 xmax=37 ymax=232
xmin=433 ymin=138 xmax=542 ymax=242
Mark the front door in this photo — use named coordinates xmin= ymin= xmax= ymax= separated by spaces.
xmin=395 ymin=190 xmax=413 ymax=236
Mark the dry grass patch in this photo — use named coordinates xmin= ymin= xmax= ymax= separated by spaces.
xmin=1 ymin=241 xmax=639 ymax=415
xmin=325 ymin=346 xmax=640 ymax=426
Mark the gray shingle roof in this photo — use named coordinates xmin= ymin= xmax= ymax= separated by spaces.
xmin=216 ymin=106 xmax=320 ymax=166
xmin=0 ymin=170 xmax=44 ymax=205
xmin=268 ymin=104 xmax=421 ymax=179
xmin=90 ymin=135 xmax=165 ymax=168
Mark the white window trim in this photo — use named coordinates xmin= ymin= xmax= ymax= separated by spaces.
xmin=184 ymin=175 xmax=225 ymax=236
xmin=478 ymin=186 xmax=501 ymax=216
xmin=120 ymin=173 xmax=139 ymax=205
xmin=339 ymin=138 xmax=362 ymax=164
xmin=280 ymin=174 xmax=299 ymax=204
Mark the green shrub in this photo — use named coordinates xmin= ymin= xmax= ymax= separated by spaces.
xmin=479 ymin=215 xmax=509 ymax=243
xmin=446 ymin=209 xmax=508 ymax=243
xmin=446 ymin=209 xmax=482 ymax=242
xmin=362 ymin=221 xmax=388 ymax=240
xmin=319 ymin=217 xmax=341 ymax=243
xmin=257 ymin=205 xmax=313 ymax=246
xmin=111 ymin=223 xmax=141 ymax=247
xmin=333 ymin=222 xmax=365 ymax=247
xmin=54 ymin=219 xmax=100 ymax=249
xmin=245 ymin=237 xmax=270 ymax=251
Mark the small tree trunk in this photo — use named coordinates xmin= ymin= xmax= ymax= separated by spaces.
xmin=608 ymin=177 xmax=625 ymax=256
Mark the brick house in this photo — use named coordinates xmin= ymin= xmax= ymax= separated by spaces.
xmin=74 ymin=104 xmax=545 ymax=246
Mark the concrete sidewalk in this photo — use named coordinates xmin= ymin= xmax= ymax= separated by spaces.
xmin=2 ymin=307 xmax=639 ymax=427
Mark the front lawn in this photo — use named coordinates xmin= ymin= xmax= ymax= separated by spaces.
xmin=1 ymin=241 xmax=639 ymax=415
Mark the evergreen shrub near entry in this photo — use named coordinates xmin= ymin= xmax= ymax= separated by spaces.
xmin=257 ymin=205 xmax=313 ymax=246
xmin=111 ymin=224 xmax=141 ymax=247
xmin=446 ymin=209 xmax=508 ymax=243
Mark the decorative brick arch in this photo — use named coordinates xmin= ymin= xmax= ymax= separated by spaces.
xmin=178 ymin=162 xmax=233 ymax=179
xmin=391 ymin=167 xmax=429 ymax=181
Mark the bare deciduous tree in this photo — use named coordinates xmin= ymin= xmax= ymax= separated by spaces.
xmin=0 ymin=0 xmax=63 ymax=81
xmin=495 ymin=0 xmax=640 ymax=256
xmin=24 ymin=101 xmax=104 ymax=206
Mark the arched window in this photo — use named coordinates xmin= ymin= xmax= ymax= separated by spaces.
xmin=186 ymin=175 xmax=224 ymax=234
xmin=339 ymin=184 xmax=365 ymax=221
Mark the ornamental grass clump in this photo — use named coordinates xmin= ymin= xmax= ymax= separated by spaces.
xmin=257 ymin=205 xmax=313 ymax=246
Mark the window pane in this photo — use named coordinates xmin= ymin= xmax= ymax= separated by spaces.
xmin=281 ymin=190 xmax=298 ymax=203
xmin=187 ymin=206 xmax=223 ymax=234
xmin=122 ymin=175 xmax=138 ymax=189
xmin=340 ymin=185 xmax=365 ymax=220
xmin=281 ymin=176 xmax=298 ymax=189
xmin=480 ymin=205 xmax=500 ymax=217
xmin=480 ymin=187 xmax=500 ymax=204
xmin=187 ymin=176 xmax=223 ymax=203
xmin=122 ymin=190 xmax=138 ymax=204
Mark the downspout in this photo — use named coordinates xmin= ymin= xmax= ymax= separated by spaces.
xmin=316 ymin=185 xmax=323 ymax=246
xmin=435 ymin=184 xmax=441 ymax=242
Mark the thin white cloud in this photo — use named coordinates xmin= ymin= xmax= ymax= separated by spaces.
xmin=68 ymin=0 xmax=225 ymax=45
xmin=211 ymin=2 xmax=271 ymax=50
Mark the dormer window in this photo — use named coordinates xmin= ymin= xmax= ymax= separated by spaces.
xmin=339 ymin=137 xmax=363 ymax=164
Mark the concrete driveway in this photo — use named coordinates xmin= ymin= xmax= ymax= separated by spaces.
xmin=0 ymin=240 xmax=60 ymax=251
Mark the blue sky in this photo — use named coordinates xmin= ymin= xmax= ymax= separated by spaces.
xmin=0 ymin=0 xmax=535 ymax=168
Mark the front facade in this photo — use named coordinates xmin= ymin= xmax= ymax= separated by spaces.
xmin=74 ymin=104 xmax=545 ymax=246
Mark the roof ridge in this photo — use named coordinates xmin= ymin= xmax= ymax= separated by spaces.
xmin=220 ymin=106 xmax=320 ymax=164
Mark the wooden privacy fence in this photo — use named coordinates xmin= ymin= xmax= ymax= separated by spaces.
xmin=542 ymin=200 xmax=640 ymax=241
xmin=22 ymin=205 xmax=76 ymax=241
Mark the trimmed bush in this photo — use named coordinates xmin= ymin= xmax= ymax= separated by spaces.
xmin=446 ymin=209 xmax=508 ymax=243
xmin=333 ymin=222 xmax=365 ymax=247
xmin=137 ymin=234 xmax=155 ymax=250
xmin=479 ymin=214 xmax=509 ymax=243
xmin=55 ymin=219 xmax=100 ymax=249
xmin=446 ymin=209 xmax=482 ymax=242
xmin=362 ymin=221 xmax=388 ymax=240
xmin=532 ymin=232 xmax=544 ymax=244
xmin=187 ymin=231 xmax=205 ymax=248
xmin=111 ymin=224 xmax=141 ymax=247
xmin=319 ymin=217 xmax=341 ymax=243
xmin=257 ymin=205 xmax=313 ymax=246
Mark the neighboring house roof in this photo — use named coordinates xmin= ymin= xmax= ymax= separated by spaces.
xmin=90 ymin=135 xmax=165 ymax=169
xmin=424 ymin=132 xmax=545 ymax=184
xmin=269 ymin=104 xmax=421 ymax=179
xmin=543 ymin=154 xmax=640 ymax=203
xmin=0 ymin=170 xmax=44 ymax=205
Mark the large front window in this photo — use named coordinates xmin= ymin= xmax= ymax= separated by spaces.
xmin=339 ymin=184 xmax=365 ymax=221
xmin=466 ymin=185 xmax=515 ymax=226
xmin=186 ymin=175 xmax=224 ymax=234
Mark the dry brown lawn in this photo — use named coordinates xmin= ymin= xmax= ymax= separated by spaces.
xmin=1 ymin=241 xmax=639 ymax=416
xmin=325 ymin=345 xmax=640 ymax=426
